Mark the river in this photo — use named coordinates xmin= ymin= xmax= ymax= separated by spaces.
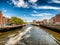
xmin=0 ymin=24 xmax=59 ymax=45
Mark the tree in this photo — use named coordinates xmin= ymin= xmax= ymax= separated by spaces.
xmin=10 ymin=17 xmax=25 ymax=25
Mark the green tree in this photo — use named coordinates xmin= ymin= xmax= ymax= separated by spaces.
xmin=10 ymin=17 xmax=25 ymax=25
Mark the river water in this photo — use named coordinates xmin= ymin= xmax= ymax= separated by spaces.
xmin=0 ymin=24 xmax=59 ymax=45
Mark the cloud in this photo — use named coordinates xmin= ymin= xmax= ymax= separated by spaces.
xmin=52 ymin=0 xmax=60 ymax=3
xmin=11 ymin=0 xmax=38 ymax=8
xmin=31 ymin=13 xmax=55 ymax=20
xmin=31 ymin=13 xmax=54 ymax=16
xmin=29 ymin=0 xmax=37 ymax=3
xmin=32 ymin=5 xmax=60 ymax=10
xmin=11 ymin=0 xmax=60 ymax=10
xmin=12 ymin=0 xmax=28 ymax=8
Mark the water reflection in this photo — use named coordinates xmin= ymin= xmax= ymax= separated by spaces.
xmin=0 ymin=24 xmax=59 ymax=45
xmin=5 ymin=27 xmax=32 ymax=45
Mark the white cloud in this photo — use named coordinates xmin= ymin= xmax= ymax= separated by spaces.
xmin=31 ymin=14 xmax=43 ymax=16
xmin=32 ymin=5 xmax=60 ymax=10
xmin=11 ymin=0 xmax=38 ymax=8
xmin=31 ymin=13 xmax=55 ymax=20
xmin=11 ymin=0 xmax=60 ymax=10
xmin=31 ymin=13 xmax=53 ymax=16
xmin=29 ymin=0 xmax=37 ymax=3
xmin=12 ymin=0 xmax=28 ymax=8
xmin=52 ymin=0 xmax=60 ymax=3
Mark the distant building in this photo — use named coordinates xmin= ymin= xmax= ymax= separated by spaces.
xmin=36 ymin=21 xmax=40 ymax=24
xmin=43 ymin=19 xmax=47 ymax=24
xmin=41 ymin=19 xmax=50 ymax=25
xmin=0 ymin=11 xmax=10 ymax=27
xmin=49 ymin=17 xmax=54 ymax=25
xmin=33 ymin=19 xmax=49 ymax=25
xmin=33 ymin=20 xmax=36 ymax=24
xmin=38 ymin=21 xmax=45 ymax=25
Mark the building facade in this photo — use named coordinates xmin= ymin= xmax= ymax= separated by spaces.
xmin=50 ymin=14 xmax=60 ymax=25
xmin=0 ymin=11 xmax=10 ymax=27
xmin=0 ymin=11 xmax=3 ymax=27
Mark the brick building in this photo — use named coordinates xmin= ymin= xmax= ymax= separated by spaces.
xmin=0 ymin=11 xmax=10 ymax=27
xmin=50 ymin=14 xmax=60 ymax=25
xmin=0 ymin=11 xmax=3 ymax=27
xmin=54 ymin=14 xmax=60 ymax=23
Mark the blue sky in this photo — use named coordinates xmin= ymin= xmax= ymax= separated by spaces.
xmin=0 ymin=0 xmax=60 ymax=22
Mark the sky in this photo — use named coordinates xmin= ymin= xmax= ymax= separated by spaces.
xmin=0 ymin=0 xmax=60 ymax=22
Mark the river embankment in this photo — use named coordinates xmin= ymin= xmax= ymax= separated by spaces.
xmin=39 ymin=25 xmax=60 ymax=33
xmin=0 ymin=24 xmax=26 ymax=32
xmin=32 ymin=23 xmax=60 ymax=33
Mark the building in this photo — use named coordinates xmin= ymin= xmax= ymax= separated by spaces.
xmin=43 ymin=19 xmax=47 ymax=24
xmin=50 ymin=14 xmax=60 ymax=25
xmin=49 ymin=17 xmax=54 ymax=25
xmin=0 ymin=11 xmax=3 ymax=27
xmin=54 ymin=14 xmax=60 ymax=25
xmin=0 ymin=11 xmax=10 ymax=27
xmin=33 ymin=19 xmax=49 ymax=25
xmin=3 ymin=17 xmax=10 ymax=26
xmin=41 ymin=19 xmax=50 ymax=25
xmin=33 ymin=20 xmax=36 ymax=24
